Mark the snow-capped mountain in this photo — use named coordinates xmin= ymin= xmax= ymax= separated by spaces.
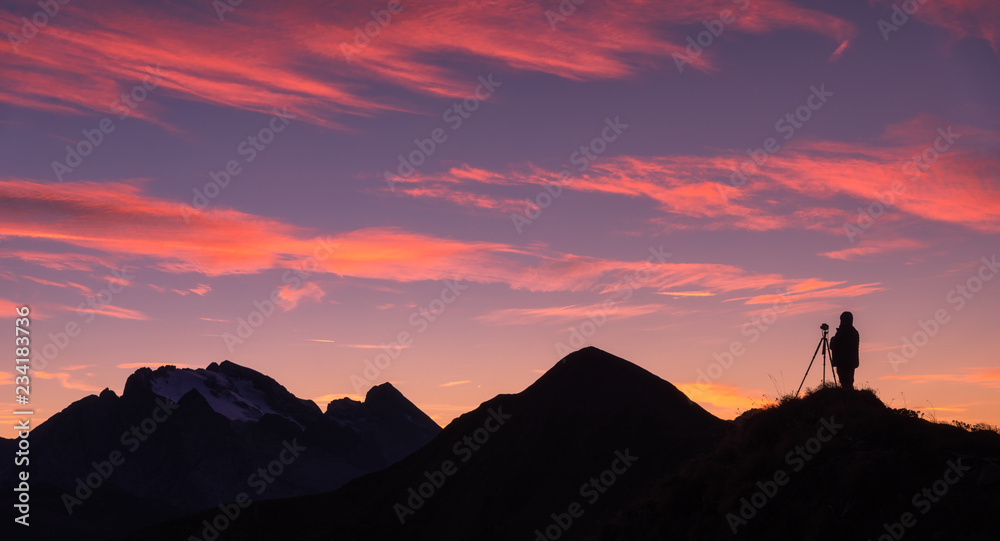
xmin=140 ymin=361 xmax=323 ymax=426
xmin=0 ymin=361 xmax=441 ymax=540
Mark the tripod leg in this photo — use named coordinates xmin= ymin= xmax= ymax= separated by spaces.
xmin=827 ymin=337 xmax=838 ymax=387
xmin=796 ymin=337 xmax=825 ymax=397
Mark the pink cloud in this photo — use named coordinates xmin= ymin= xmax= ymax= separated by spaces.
xmin=881 ymin=368 xmax=1000 ymax=389
xmin=0 ymin=1 xmax=856 ymax=125
xmin=395 ymin=117 xmax=1000 ymax=237
xmin=34 ymin=371 xmax=101 ymax=392
xmin=0 ymin=250 xmax=111 ymax=271
xmin=743 ymin=282 xmax=884 ymax=306
xmin=190 ymin=284 xmax=211 ymax=296
xmin=339 ymin=344 xmax=412 ymax=350
xmin=819 ymin=238 xmax=928 ymax=261
xmin=874 ymin=0 xmax=1000 ymax=50
xmin=476 ymin=302 xmax=666 ymax=325
xmin=277 ymin=282 xmax=326 ymax=311
xmin=1 ymin=179 xmax=885 ymax=306
xmin=62 ymin=364 xmax=94 ymax=371
xmin=60 ymin=303 xmax=150 ymax=321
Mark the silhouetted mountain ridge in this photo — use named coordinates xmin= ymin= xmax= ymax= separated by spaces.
xmin=127 ymin=346 xmax=730 ymax=540
xmin=126 ymin=348 xmax=999 ymax=541
xmin=0 ymin=361 xmax=440 ymax=540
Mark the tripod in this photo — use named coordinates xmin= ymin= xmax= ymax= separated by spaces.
xmin=796 ymin=326 xmax=838 ymax=396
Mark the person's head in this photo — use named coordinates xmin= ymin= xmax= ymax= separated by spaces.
xmin=840 ymin=311 xmax=854 ymax=326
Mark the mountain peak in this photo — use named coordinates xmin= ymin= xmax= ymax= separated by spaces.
xmin=365 ymin=381 xmax=402 ymax=402
xmin=11 ymin=361 xmax=443 ymax=540
xmin=556 ymin=345 xmax=624 ymax=367
xmin=325 ymin=381 xmax=441 ymax=443
xmin=535 ymin=346 xmax=660 ymax=388
xmin=521 ymin=346 xmax=721 ymax=426
xmin=120 ymin=361 xmax=321 ymax=425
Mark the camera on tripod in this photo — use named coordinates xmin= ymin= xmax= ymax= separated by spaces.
xmin=797 ymin=322 xmax=837 ymax=396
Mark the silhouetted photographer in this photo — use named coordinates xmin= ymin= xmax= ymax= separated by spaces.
xmin=829 ymin=311 xmax=860 ymax=390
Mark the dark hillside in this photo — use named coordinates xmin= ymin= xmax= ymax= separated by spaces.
xmin=604 ymin=386 xmax=1000 ymax=540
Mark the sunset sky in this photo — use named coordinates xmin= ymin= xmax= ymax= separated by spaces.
xmin=1 ymin=0 xmax=998 ymax=438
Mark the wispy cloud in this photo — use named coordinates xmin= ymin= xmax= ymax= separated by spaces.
xmin=278 ymin=281 xmax=325 ymax=311
xmin=657 ymin=290 xmax=715 ymax=297
xmin=64 ymin=304 xmax=150 ymax=321
xmin=34 ymin=371 xmax=100 ymax=392
xmin=477 ymin=303 xmax=665 ymax=325
xmin=0 ymin=250 xmax=110 ymax=271
xmin=873 ymin=0 xmax=1000 ymax=51
xmin=1 ymin=179 xmax=886 ymax=305
xmin=24 ymin=276 xmax=70 ymax=288
xmin=743 ymin=282 xmax=884 ymax=306
xmin=439 ymin=380 xmax=471 ymax=387
xmin=168 ymin=284 xmax=213 ymax=296
xmin=881 ymin=369 xmax=1000 ymax=389
xmin=63 ymin=364 xmax=94 ymax=371
xmin=394 ymin=118 xmax=1000 ymax=236
xmin=819 ymin=238 xmax=928 ymax=261
xmin=0 ymin=1 xmax=856 ymax=125
xmin=0 ymin=299 xmax=21 ymax=316
xmin=339 ymin=344 xmax=412 ymax=349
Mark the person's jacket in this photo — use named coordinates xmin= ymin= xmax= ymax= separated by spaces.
xmin=830 ymin=326 xmax=860 ymax=368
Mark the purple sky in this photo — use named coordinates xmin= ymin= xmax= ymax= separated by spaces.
xmin=1 ymin=0 xmax=999 ymax=436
